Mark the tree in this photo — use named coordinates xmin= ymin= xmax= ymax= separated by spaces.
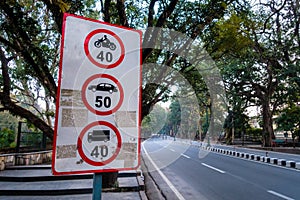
xmin=1 ymin=0 xmax=234 ymax=141
xmin=141 ymin=104 xmax=167 ymax=138
xmin=276 ymin=104 xmax=300 ymax=145
xmin=0 ymin=0 xmax=99 ymax=139
xmin=0 ymin=111 xmax=19 ymax=149
xmin=166 ymin=100 xmax=181 ymax=137
xmin=205 ymin=0 xmax=300 ymax=146
xmin=1 ymin=0 xmax=234 ymax=187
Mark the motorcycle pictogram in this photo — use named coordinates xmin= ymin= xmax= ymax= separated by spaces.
xmin=94 ymin=35 xmax=116 ymax=51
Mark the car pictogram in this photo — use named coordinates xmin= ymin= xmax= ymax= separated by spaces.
xmin=88 ymin=130 xmax=110 ymax=143
xmin=88 ymin=83 xmax=118 ymax=93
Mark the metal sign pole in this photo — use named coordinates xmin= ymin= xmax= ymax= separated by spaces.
xmin=92 ymin=173 xmax=102 ymax=200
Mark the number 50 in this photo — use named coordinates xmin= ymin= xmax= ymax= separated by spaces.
xmin=95 ymin=96 xmax=111 ymax=108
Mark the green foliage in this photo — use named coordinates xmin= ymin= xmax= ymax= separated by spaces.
xmin=2 ymin=0 xmax=298 ymax=146
xmin=224 ymin=110 xmax=250 ymax=138
xmin=142 ymin=104 xmax=167 ymax=137
xmin=0 ymin=112 xmax=18 ymax=149
xmin=210 ymin=13 xmax=253 ymax=57
xmin=276 ymin=104 xmax=300 ymax=138
xmin=204 ymin=0 xmax=300 ymax=146
xmin=167 ymin=100 xmax=181 ymax=128
xmin=0 ymin=128 xmax=15 ymax=149
xmin=246 ymin=127 xmax=263 ymax=142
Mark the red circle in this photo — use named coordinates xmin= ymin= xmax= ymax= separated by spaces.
xmin=82 ymin=74 xmax=124 ymax=115
xmin=84 ymin=29 xmax=125 ymax=68
xmin=77 ymin=121 xmax=122 ymax=166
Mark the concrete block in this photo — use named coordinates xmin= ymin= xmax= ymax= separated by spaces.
xmin=278 ymin=159 xmax=286 ymax=166
xmin=0 ymin=160 xmax=5 ymax=171
xmin=296 ymin=162 xmax=300 ymax=169
xmin=255 ymin=155 xmax=261 ymax=161
xmin=271 ymin=158 xmax=278 ymax=165
xmin=287 ymin=161 xmax=296 ymax=168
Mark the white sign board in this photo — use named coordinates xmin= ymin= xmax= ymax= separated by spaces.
xmin=52 ymin=13 xmax=142 ymax=175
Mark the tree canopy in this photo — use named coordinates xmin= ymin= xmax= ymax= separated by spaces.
xmin=1 ymin=0 xmax=299 ymax=147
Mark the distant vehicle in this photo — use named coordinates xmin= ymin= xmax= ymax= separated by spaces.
xmin=88 ymin=83 xmax=118 ymax=93
xmin=88 ymin=130 xmax=110 ymax=143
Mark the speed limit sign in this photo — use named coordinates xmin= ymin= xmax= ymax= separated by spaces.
xmin=52 ymin=13 xmax=142 ymax=175
xmin=84 ymin=29 xmax=125 ymax=68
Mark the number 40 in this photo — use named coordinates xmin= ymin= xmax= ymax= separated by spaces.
xmin=91 ymin=145 xmax=108 ymax=158
xmin=97 ymin=51 xmax=113 ymax=62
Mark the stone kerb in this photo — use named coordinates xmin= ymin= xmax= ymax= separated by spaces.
xmin=278 ymin=159 xmax=286 ymax=166
xmin=287 ymin=161 xmax=296 ymax=168
xmin=296 ymin=162 xmax=300 ymax=169
xmin=179 ymin=140 xmax=299 ymax=171
xmin=270 ymin=158 xmax=278 ymax=165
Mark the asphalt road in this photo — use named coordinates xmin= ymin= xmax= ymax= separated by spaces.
xmin=142 ymin=137 xmax=300 ymax=200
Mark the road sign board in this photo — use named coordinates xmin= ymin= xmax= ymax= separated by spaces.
xmin=52 ymin=13 xmax=142 ymax=175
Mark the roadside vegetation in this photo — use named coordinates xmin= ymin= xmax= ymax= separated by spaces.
xmin=0 ymin=0 xmax=299 ymax=151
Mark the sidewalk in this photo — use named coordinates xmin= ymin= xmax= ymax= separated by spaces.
xmin=0 ymin=165 xmax=146 ymax=200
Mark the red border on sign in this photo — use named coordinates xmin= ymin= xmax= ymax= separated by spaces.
xmin=77 ymin=121 xmax=122 ymax=166
xmin=82 ymin=74 xmax=124 ymax=115
xmin=84 ymin=29 xmax=125 ymax=68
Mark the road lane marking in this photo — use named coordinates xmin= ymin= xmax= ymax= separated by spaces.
xmin=201 ymin=163 xmax=226 ymax=174
xmin=142 ymin=142 xmax=186 ymax=200
xmin=170 ymin=149 xmax=175 ymax=152
xmin=181 ymin=154 xmax=190 ymax=159
xmin=267 ymin=190 xmax=294 ymax=200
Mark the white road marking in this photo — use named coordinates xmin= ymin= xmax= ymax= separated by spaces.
xmin=170 ymin=149 xmax=175 ymax=152
xmin=267 ymin=190 xmax=295 ymax=200
xmin=181 ymin=154 xmax=190 ymax=159
xmin=201 ymin=163 xmax=226 ymax=174
xmin=142 ymin=142 xmax=186 ymax=200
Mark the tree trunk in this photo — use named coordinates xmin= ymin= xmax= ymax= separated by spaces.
xmin=102 ymin=171 xmax=118 ymax=188
xmin=261 ymin=100 xmax=275 ymax=147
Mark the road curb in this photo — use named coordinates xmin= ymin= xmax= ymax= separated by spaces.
xmin=200 ymin=146 xmax=300 ymax=170
xmin=140 ymin=156 xmax=165 ymax=200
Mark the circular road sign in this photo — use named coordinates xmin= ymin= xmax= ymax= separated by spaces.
xmin=82 ymin=74 xmax=124 ymax=116
xmin=77 ymin=121 xmax=122 ymax=166
xmin=84 ymin=29 xmax=125 ymax=68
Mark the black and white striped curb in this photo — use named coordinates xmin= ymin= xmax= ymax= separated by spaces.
xmin=201 ymin=146 xmax=300 ymax=170
xmin=155 ymin=137 xmax=300 ymax=170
